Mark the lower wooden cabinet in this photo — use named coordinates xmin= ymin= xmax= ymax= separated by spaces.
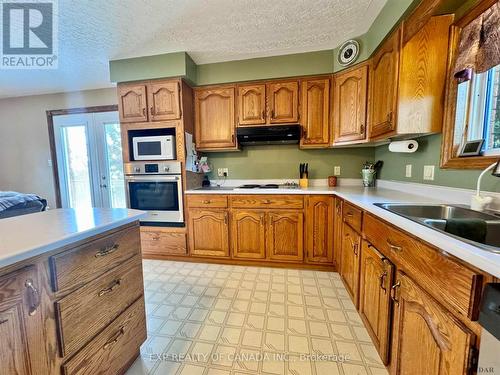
xmin=333 ymin=197 xmax=343 ymax=270
xmin=267 ymin=211 xmax=304 ymax=262
xmin=359 ymin=241 xmax=393 ymax=364
xmin=0 ymin=266 xmax=48 ymax=375
xmin=340 ymin=222 xmax=361 ymax=305
xmin=231 ymin=210 xmax=266 ymax=259
xmin=140 ymin=227 xmax=187 ymax=256
xmin=305 ymin=195 xmax=334 ymax=263
xmin=188 ymin=209 xmax=230 ymax=257
xmin=391 ymin=272 xmax=476 ymax=375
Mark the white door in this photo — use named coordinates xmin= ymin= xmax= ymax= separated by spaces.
xmin=53 ymin=111 xmax=126 ymax=209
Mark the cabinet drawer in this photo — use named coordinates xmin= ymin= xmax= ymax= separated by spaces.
xmin=230 ymin=195 xmax=304 ymax=209
xmin=141 ymin=227 xmax=187 ymax=255
xmin=50 ymin=224 xmax=140 ymax=292
xmin=55 ymin=256 xmax=144 ymax=357
xmin=363 ymin=213 xmax=482 ymax=318
xmin=187 ymin=195 xmax=228 ymax=208
xmin=342 ymin=202 xmax=363 ymax=232
xmin=62 ymin=297 xmax=146 ymax=375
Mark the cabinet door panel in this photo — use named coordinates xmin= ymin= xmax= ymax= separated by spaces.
xmin=300 ymin=78 xmax=330 ymax=147
xmin=392 ymin=272 xmax=475 ymax=375
xmin=238 ymin=84 xmax=266 ymax=125
xmin=189 ymin=209 xmax=229 ymax=257
xmin=267 ymin=211 xmax=304 ymax=262
xmin=340 ymin=223 xmax=361 ymax=305
xmin=0 ymin=266 xmax=47 ymax=375
xmin=359 ymin=241 xmax=393 ymax=364
xmin=333 ymin=198 xmax=343 ymax=270
xmin=148 ymin=81 xmax=181 ymax=121
xmin=305 ymin=196 xmax=334 ymax=263
xmin=268 ymin=81 xmax=299 ymax=123
xmin=333 ymin=64 xmax=368 ymax=143
xmin=369 ymin=27 xmax=401 ymax=139
xmin=118 ymin=84 xmax=148 ymax=123
xmin=195 ymin=88 xmax=236 ymax=150
xmin=231 ymin=210 xmax=266 ymax=259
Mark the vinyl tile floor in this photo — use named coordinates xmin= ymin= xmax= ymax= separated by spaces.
xmin=126 ymin=260 xmax=388 ymax=375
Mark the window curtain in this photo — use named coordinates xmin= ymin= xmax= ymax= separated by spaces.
xmin=454 ymin=1 xmax=500 ymax=82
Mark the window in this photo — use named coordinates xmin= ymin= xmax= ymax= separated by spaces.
xmin=455 ymin=64 xmax=500 ymax=156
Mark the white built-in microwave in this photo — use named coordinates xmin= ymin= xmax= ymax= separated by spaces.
xmin=132 ymin=135 xmax=175 ymax=161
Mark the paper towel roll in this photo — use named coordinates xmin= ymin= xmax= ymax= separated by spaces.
xmin=388 ymin=140 xmax=418 ymax=153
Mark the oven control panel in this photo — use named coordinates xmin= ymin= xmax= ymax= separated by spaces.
xmin=124 ymin=161 xmax=182 ymax=175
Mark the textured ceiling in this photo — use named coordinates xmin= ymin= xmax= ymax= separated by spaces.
xmin=0 ymin=0 xmax=387 ymax=99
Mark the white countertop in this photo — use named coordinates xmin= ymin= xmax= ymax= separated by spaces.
xmin=0 ymin=208 xmax=145 ymax=268
xmin=186 ymin=186 xmax=500 ymax=278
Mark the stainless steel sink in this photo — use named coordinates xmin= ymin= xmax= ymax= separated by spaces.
xmin=374 ymin=203 xmax=500 ymax=253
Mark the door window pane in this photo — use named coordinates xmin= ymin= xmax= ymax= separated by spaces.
xmin=61 ymin=126 xmax=92 ymax=208
xmin=104 ymin=122 xmax=126 ymax=208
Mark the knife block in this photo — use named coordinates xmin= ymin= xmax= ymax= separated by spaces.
xmin=299 ymin=178 xmax=309 ymax=188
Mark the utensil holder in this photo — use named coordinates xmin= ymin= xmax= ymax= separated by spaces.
xmin=299 ymin=178 xmax=309 ymax=188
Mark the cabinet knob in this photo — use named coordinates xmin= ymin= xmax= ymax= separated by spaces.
xmin=95 ymin=244 xmax=119 ymax=257
xmin=150 ymin=107 xmax=154 ymax=115
xmin=386 ymin=240 xmax=402 ymax=253
xmin=102 ymin=326 xmax=126 ymax=351
xmin=25 ymin=279 xmax=40 ymax=316
xmin=391 ymin=281 xmax=401 ymax=305
xmin=98 ymin=279 xmax=122 ymax=297
xmin=0 ymin=318 xmax=8 ymax=325
xmin=360 ymin=124 xmax=365 ymax=134
xmin=379 ymin=271 xmax=388 ymax=293
xmin=142 ymin=107 xmax=146 ymax=116
xmin=203 ymin=200 xmax=211 ymax=204
xmin=387 ymin=111 xmax=393 ymax=124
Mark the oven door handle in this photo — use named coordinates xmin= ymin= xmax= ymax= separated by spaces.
xmin=125 ymin=176 xmax=180 ymax=182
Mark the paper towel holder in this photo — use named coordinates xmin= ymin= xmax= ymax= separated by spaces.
xmin=388 ymin=140 xmax=419 ymax=153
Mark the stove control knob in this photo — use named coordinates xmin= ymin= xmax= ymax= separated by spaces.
xmin=134 ymin=167 xmax=141 ymax=173
xmin=164 ymin=167 xmax=170 ymax=172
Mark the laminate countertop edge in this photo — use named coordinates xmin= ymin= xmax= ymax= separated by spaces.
xmin=186 ymin=186 xmax=500 ymax=278
xmin=0 ymin=208 xmax=146 ymax=269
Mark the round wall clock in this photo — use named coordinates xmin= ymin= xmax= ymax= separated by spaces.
xmin=337 ymin=39 xmax=360 ymax=66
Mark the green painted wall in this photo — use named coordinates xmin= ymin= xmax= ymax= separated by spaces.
xmin=375 ymin=134 xmax=500 ymax=192
xmin=206 ymin=145 xmax=375 ymax=180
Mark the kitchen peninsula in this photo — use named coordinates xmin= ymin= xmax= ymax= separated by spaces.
xmin=0 ymin=208 xmax=146 ymax=375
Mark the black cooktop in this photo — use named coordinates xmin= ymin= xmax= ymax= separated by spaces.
xmin=239 ymin=184 xmax=279 ymax=189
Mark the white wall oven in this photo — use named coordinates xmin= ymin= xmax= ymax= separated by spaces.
xmin=125 ymin=161 xmax=183 ymax=225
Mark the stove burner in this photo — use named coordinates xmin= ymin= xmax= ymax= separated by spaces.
xmin=239 ymin=184 xmax=261 ymax=189
xmin=260 ymin=184 xmax=279 ymax=189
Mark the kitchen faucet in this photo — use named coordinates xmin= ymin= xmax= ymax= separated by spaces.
xmin=471 ymin=160 xmax=500 ymax=211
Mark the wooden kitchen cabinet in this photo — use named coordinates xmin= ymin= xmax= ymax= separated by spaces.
xmin=391 ymin=272 xmax=476 ymax=375
xmin=231 ymin=210 xmax=266 ymax=259
xmin=118 ymin=84 xmax=148 ymax=123
xmin=140 ymin=226 xmax=187 ymax=256
xmin=359 ymin=241 xmax=393 ymax=364
xmin=237 ymin=84 xmax=267 ymax=125
xmin=333 ymin=197 xmax=343 ymax=270
xmin=333 ymin=63 xmax=369 ymax=143
xmin=369 ymin=27 xmax=401 ymax=139
xmin=300 ymin=78 xmax=331 ymax=148
xmin=267 ymin=211 xmax=304 ymax=262
xmin=305 ymin=195 xmax=334 ymax=263
xmin=195 ymin=87 xmax=237 ymax=151
xmin=268 ymin=81 xmax=299 ymax=124
xmin=188 ymin=209 xmax=230 ymax=257
xmin=340 ymin=222 xmax=361 ymax=305
xmin=0 ymin=266 xmax=48 ymax=375
xmin=147 ymin=80 xmax=181 ymax=121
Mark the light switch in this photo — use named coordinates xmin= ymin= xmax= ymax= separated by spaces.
xmin=423 ymin=165 xmax=435 ymax=181
xmin=334 ymin=166 xmax=341 ymax=176
xmin=405 ymin=164 xmax=412 ymax=178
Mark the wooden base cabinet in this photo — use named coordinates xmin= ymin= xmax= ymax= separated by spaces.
xmin=305 ymin=195 xmax=334 ymax=263
xmin=140 ymin=227 xmax=187 ymax=257
xmin=267 ymin=211 xmax=304 ymax=262
xmin=340 ymin=222 xmax=361 ymax=305
xmin=359 ymin=241 xmax=394 ymax=364
xmin=333 ymin=198 xmax=343 ymax=270
xmin=188 ymin=209 xmax=230 ymax=257
xmin=231 ymin=210 xmax=266 ymax=259
xmin=391 ymin=272 xmax=476 ymax=375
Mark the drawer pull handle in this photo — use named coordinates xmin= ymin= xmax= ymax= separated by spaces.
xmin=25 ymin=279 xmax=40 ymax=316
xmin=391 ymin=281 xmax=401 ymax=305
xmin=345 ymin=212 xmax=354 ymax=217
xmin=263 ymin=200 xmax=271 ymax=204
xmin=386 ymin=240 xmax=402 ymax=252
xmin=95 ymin=244 xmax=119 ymax=258
xmin=152 ymin=235 xmax=160 ymax=241
xmin=260 ymin=215 xmax=265 ymax=226
xmin=103 ymin=327 xmax=125 ymax=350
xmin=203 ymin=200 xmax=211 ymax=204
xmin=98 ymin=279 xmax=122 ymax=297
xmin=0 ymin=318 xmax=8 ymax=325
xmin=379 ymin=271 xmax=388 ymax=293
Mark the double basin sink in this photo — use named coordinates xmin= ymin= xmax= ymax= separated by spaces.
xmin=375 ymin=203 xmax=500 ymax=253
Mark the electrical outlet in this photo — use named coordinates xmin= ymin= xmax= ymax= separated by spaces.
xmin=217 ymin=168 xmax=228 ymax=177
xmin=405 ymin=164 xmax=412 ymax=178
xmin=423 ymin=165 xmax=435 ymax=181
xmin=334 ymin=166 xmax=341 ymax=176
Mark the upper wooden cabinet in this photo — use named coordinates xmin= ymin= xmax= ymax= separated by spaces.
xmin=188 ymin=208 xmax=230 ymax=257
xmin=118 ymin=84 xmax=148 ymax=123
xmin=231 ymin=210 xmax=266 ymax=259
xmin=147 ymin=81 xmax=181 ymax=121
xmin=300 ymin=78 xmax=331 ymax=148
xmin=118 ymin=80 xmax=182 ymax=123
xmin=268 ymin=81 xmax=299 ymax=124
xmin=267 ymin=211 xmax=304 ymax=262
xmin=195 ymin=87 xmax=237 ymax=151
xmin=391 ymin=272 xmax=476 ymax=375
xmin=333 ymin=64 xmax=369 ymax=143
xmin=0 ymin=266 xmax=48 ymax=375
xmin=305 ymin=195 xmax=334 ymax=263
xmin=369 ymin=27 xmax=401 ymax=139
xmin=237 ymin=84 xmax=267 ymax=125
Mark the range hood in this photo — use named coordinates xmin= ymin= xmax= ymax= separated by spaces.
xmin=236 ymin=125 xmax=301 ymax=145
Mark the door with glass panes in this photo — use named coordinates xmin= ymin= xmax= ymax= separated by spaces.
xmin=53 ymin=111 xmax=126 ymax=208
